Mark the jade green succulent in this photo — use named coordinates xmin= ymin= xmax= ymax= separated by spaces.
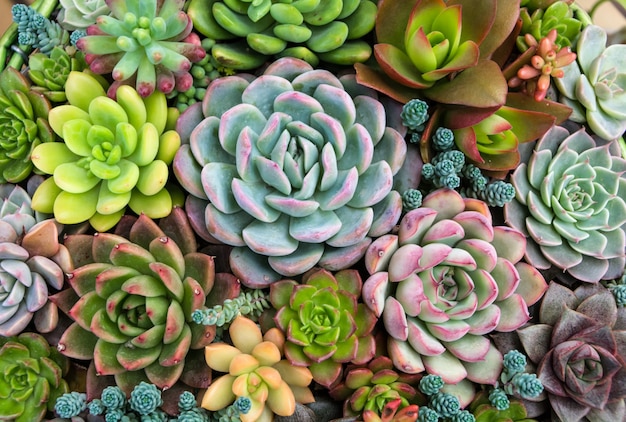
xmin=188 ymin=0 xmax=377 ymax=69
xmin=28 ymin=46 xmax=87 ymax=103
xmin=517 ymin=0 xmax=583 ymax=51
xmin=57 ymin=0 xmax=109 ymax=31
xmin=201 ymin=315 xmax=315 ymax=422
xmin=329 ymin=355 xmax=422 ymax=419
xmin=0 ymin=332 xmax=70 ymax=422
xmin=362 ymin=189 xmax=548 ymax=396
xmin=270 ymin=268 xmax=377 ymax=387
xmin=517 ymin=282 xmax=626 ymax=422
xmin=0 ymin=66 xmax=54 ymax=184
xmin=354 ymin=0 xmax=519 ymax=107
xmin=174 ymin=57 xmax=407 ymax=287
xmin=55 ymin=209 xmax=216 ymax=391
xmin=554 ymin=24 xmax=626 ymax=140
xmin=76 ymin=0 xmax=206 ymax=97
xmin=30 ymin=70 xmax=181 ymax=232
xmin=504 ymin=125 xmax=626 ymax=283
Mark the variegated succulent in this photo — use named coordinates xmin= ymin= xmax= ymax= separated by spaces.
xmin=30 ymin=70 xmax=181 ymax=232
xmin=201 ymin=315 xmax=315 ymax=422
xmin=504 ymin=125 xmax=626 ymax=283
xmin=55 ymin=209 xmax=216 ymax=391
xmin=174 ymin=57 xmax=407 ymax=287
xmin=362 ymin=189 xmax=548 ymax=395
xmin=518 ymin=282 xmax=626 ymax=422
xmin=269 ymin=268 xmax=377 ymax=387
xmin=554 ymin=24 xmax=626 ymax=140
xmin=0 ymin=183 xmax=71 ymax=336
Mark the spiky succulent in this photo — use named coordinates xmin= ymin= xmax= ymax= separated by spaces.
xmin=0 ymin=66 xmax=54 ymax=184
xmin=174 ymin=57 xmax=407 ymax=287
xmin=28 ymin=46 xmax=87 ymax=103
xmin=187 ymin=0 xmax=376 ymax=70
xmin=362 ymin=189 xmax=548 ymax=392
xmin=504 ymin=125 xmax=626 ymax=283
xmin=57 ymin=0 xmax=109 ymax=31
xmin=554 ymin=24 xmax=626 ymax=140
xmin=269 ymin=268 xmax=377 ymax=387
xmin=517 ymin=282 xmax=626 ymax=422
xmin=55 ymin=209 xmax=216 ymax=391
xmin=30 ymin=70 xmax=181 ymax=232
xmin=76 ymin=0 xmax=206 ymax=97
xmin=0 ymin=332 xmax=70 ymax=422
xmin=329 ymin=355 xmax=422 ymax=419
xmin=201 ymin=315 xmax=315 ymax=422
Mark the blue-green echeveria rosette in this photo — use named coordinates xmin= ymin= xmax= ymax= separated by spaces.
xmin=0 ymin=332 xmax=70 ymax=422
xmin=174 ymin=57 xmax=407 ymax=287
xmin=504 ymin=125 xmax=626 ymax=283
xmin=554 ymin=24 xmax=626 ymax=141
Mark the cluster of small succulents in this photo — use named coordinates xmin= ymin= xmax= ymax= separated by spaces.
xmin=0 ymin=0 xmax=624 ymax=421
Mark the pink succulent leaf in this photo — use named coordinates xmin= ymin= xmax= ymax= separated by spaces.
xmin=368 ymin=192 xmax=403 ymax=238
xmin=492 ymin=226 xmax=527 ymax=263
xmin=387 ymin=337 xmax=425 ymax=374
xmin=442 ymin=334 xmax=491 ymax=362
xmin=456 ymin=239 xmax=498 ymax=272
xmin=406 ymin=317 xmax=446 ymax=355
xmin=465 ymin=305 xmax=501 ymax=335
xmin=453 ymin=211 xmax=494 ymax=241
xmin=422 ymin=351 xmax=468 ymax=383
xmin=550 ymin=308 xmax=600 ymax=347
xmin=538 ymin=282 xmax=580 ymax=325
xmin=421 ymin=219 xmax=465 ymax=246
xmin=172 ymin=146 xmax=206 ymax=200
xmin=416 ymin=299 xmax=450 ymax=324
xmin=513 ymin=262 xmax=548 ymax=306
xmin=387 ymin=244 xmax=423 ymax=282
xmin=446 ymin=294 xmax=478 ymax=320
xmin=548 ymin=393 xmax=592 ymax=422
xmin=365 ymin=235 xmax=399 ymax=274
xmin=494 ymin=294 xmax=530 ymax=331
xmin=463 ymin=342 xmax=503 ymax=385
xmin=576 ymin=288 xmax=618 ymax=327
xmin=395 ymin=274 xmax=427 ymax=317
xmin=491 ymin=258 xmax=520 ymax=301
xmin=428 ymin=319 xmax=471 ymax=342
xmin=317 ymin=238 xmax=372 ymax=271
xmin=310 ymin=358 xmax=343 ymax=388
xmin=471 ymin=269 xmax=499 ymax=309
xmin=362 ymin=271 xmax=392 ymax=317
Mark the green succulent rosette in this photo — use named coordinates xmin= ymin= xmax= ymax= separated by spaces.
xmin=269 ymin=268 xmax=377 ymax=387
xmin=30 ymin=70 xmax=181 ymax=232
xmin=28 ymin=46 xmax=87 ymax=103
xmin=56 ymin=209 xmax=216 ymax=391
xmin=504 ymin=125 xmax=626 ymax=283
xmin=0 ymin=332 xmax=70 ymax=422
xmin=0 ymin=66 xmax=54 ymax=184
xmin=174 ymin=57 xmax=407 ymax=287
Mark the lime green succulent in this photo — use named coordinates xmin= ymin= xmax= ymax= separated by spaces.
xmin=0 ymin=332 xmax=70 ymax=422
xmin=28 ymin=46 xmax=87 ymax=103
xmin=30 ymin=70 xmax=181 ymax=231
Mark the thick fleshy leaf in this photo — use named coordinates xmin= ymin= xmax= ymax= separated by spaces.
xmin=422 ymin=351 xmax=467 ymax=383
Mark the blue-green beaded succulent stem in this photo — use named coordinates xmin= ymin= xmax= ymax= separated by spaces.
xmin=429 ymin=392 xmax=461 ymax=418
xmin=433 ymin=127 xmax=455 ymax=151
xmin=192 ymin=289 xmax=271 ymax=326
xmin=488 ymin=388 xmax=510 ymax=411
xmin=451 ymin=410 xmax=476 ymax=422
xmin=101 ymin=386 xmax=127 ymax=410
xmin=129 ymin=382 xmax=163 ymax=416
xmin=178 ymin=391 xmax=197 ymax=412
xmin=401 ymin=99 xmax=430 ymax=132
xmin=402 ymin=189 xmax=423 ymax=211
xmin=419 ymin=374 xmax=444 ymax=395
xmin=503 ymin=350 xmax=527 ymax=376
xmin=55 ymin=391 xmax=87 ymax=418
xmin=417 ymin=406 xmax=440 ymax=422
xmin=89 ymin=399 xmax=106 ymax=416
xmin=510 ymin=373 xmax=544 ymax=399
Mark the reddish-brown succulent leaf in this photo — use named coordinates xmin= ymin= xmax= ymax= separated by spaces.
xmin=443 ymin=105 xmax=500 ymax=130
xmin=21 ymin=220 xmax=59 ymax=258
xmin=310 ymin=358 xmax=343 ymax=388
xmin=91 ymin=233 xmax=128 ymax=263
xmin=505 ymin=92 xmax=572 ymax=124
xmin=145 ymin=360 xmax=184 ymax=390
xmin=184 ymin=252 xmax=215 ymax=295
xmin=270 ymin=279 xmax=299 ymax=309
xmin=58 ymin=322 xmax=98 ymax=360
xmin=204 ymin=272 xmax=240 ymax=308
xmin=93 ymin=340 xmax=125 ymax=376
xmin=180 ymin=348 xmax=212 ymax=388
xmin=128 ymin=213 xmax=166 ymax=250
xmin=189 ymin=320 xmax=216 ymax=349
xmin=375 ymin=0 xmax=415 ymax=46
xmin=474 ymin=0 xmax=519 ymax=59
xmin=49 ymin=288 xmax=80 ymax=315
xmin=159 ymin=206 xmax=198 ymax=256
xmin=181 ymin=276 xmax=207 ymax=319
xmin=453 ymin=127 xmax=483 ymax=164
xmin=354 ymin=63 xmax=423 ymax=105
xmin=539 ymin=282 xmax=580 ymax=326
xmin=450 ymin=0 xmax=496 ymax=46
xmin=424 ymin=60 xmax=507 ymax=108
xmin=550 ymin=308 xmax=599 ymax=347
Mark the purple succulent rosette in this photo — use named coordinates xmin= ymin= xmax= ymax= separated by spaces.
xmin=174 ymin=57 xmax=407 ymax=287
xmin=504 ymin=125 xmax=626 ymax=283
xmin=362 ymin=188 xmax=547 ymax=401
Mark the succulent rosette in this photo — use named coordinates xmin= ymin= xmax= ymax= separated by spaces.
xmin=554 ymin=24 xmax=626 ymax=141
xmin=518 ymin=282 xmax=626 ymax=422
xmin=0 ymin=332 xmax=70 ymax=422
xmin=28 ymin=46 xmax=87 ymax=103
xmin=55 ymin=209 xmax=216 ymax=391
xmin=30 ymin=70 xmax=181 ymax=232
xmin=76 ymin=0 xmax=206 ymax=97
xmin=174 ymin=57 xmax=407 ymax=287
xmin=362 ymin=189 xmax=548 ymax=388
xmin=57 ymin=0 xmax=108 ymax=31
xmin=269 ymin=268 xmax=377 ymax=386
xmin=201 ymin=315 xmax=315 ymax=422
xmin=504 ymin=125 xmax=626 ymax=283
xmin=0 ymin=66 xmax=54 ymax=184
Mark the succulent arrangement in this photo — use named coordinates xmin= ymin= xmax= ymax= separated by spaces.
xmin=0 ymin=0 xmax=624 ymax=421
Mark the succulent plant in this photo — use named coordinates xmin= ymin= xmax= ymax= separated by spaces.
xmin=468 ymin=390 xmax=537 ymax=422
xmin=354 ymin=0 xmax=520 ymax=108
xmin=187 ymin=0 xmax=376 ymax=70
xmin=76 ymin=0 xmax=206 ymax=97
xmin=174 ymin=57 xmax=407 ymax=287
xmin=329 ymin=355 xmax=422 ymax=419
xmin=0 ymin=332 xmax=70 ymax=422
xmin=269 ymin=268 xmax=377 ymax=387
xmin=28 ymin=46 xmax=87 ymax=103
xmin=507 ymin=29 xmax=577 ymax=102
xmin=55 ymin=209 xmax=217 ymax=391
xmin=362 ymin=398 xmax=419 ymax=422
xmin=30 ymin=70 xmax=181 ymax=232
xmin=517 ymin=282 xmax=626 ymax=422
xmin=57 ymin=0 xmax=109 ymax=31
xmin=201 ymin=315 xmax=315 ymax=422
xmin=12 ymin=4 xmax=71 ymax=56
xmin=0 ymin=66 xmax=54 ymax=184
xmin=554 ymin=24 xmax=626 ymax=140
xmin=517 ymin=0 xmax=583 ymax=51
xmin=362 ymin=188 xmax=548 ymax=392
xmin=504 ymin=125 xmax=626 ymax=283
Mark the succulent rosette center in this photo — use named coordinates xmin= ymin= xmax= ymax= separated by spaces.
xmin=174 ymin=57 xmax=406 ymax=286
